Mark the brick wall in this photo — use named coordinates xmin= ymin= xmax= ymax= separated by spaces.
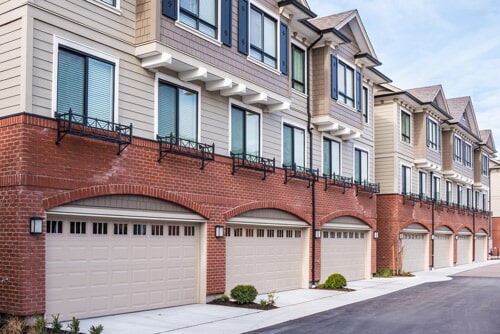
xmin=0 ymin=114 xmax=378 ymax=316
xmin=492 ymin=217 xmax=500 ymax=257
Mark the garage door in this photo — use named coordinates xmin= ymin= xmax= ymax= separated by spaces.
xmin=401 ymin=223 xmax=429 ymax=273
xmin=320 ymin=217 xmax=371 ymax=282
xmin=226 ymin=209 xmax=308 ymax=294
xmin=46 ymin=195 xmax=205 ymax=321
xmin=475 ymin=230 xmax=488 ymax=262
xmin=434 ymin=226 xmax=453 ymax=268
xmin=456 ymin=228 xmax=472 ymax=265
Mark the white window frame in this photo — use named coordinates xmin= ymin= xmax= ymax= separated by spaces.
xmin=86 ymin=0 xmax=122 ymax=15
xmin=354 ymin=146 xmax=369 ymax=184
xmin=291 ymin=41 xmax=307 ymax=94
xmin=401 ymin=164 xmax=411 ymax=195
xmin=419 ymin=171 xmax=427 ymax=198
xmin=453 ymin=135 xmax=462 ymax=162
xmin=446 ymin=181 xmax=453 ymax=203
xmin=362 ymin=85 xmax=369 ymax=124
xmin=322 ymin=135 xmax=342 ymax=177
xmin=401 ymin=110 xmax=411 ymax=144
xmin=228 ymin=99 xmax=263 ymax=156
xmin=281 ymin=118 xmax=307 ymax=168
xmin=175 ymin=0 xmax=222 ymax=46
xmin=426 ymin=116 xmax=440 ymax=151
xmin=457 ymin=184 xmax=463 ymax=205
xmin=337 ymin=56 xmax=357 ymax=110
xmin=482 ymin=153 xmax=489 ymax=176
xmin=52 ymin=36 xmax=120 ymax=123
xmin=463 ymin=142 xmax=472 ymax=168
xmin=432 ymin=175 xmax=440 ymax=201
xmin=154 ymin=72 xmax=201 ymax=141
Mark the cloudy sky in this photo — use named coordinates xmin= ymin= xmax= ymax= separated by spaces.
xmin=307 ymin=0 xmax=500 ymax=154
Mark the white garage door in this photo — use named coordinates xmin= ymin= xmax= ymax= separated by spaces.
xmin=226 ymin=210 xmax=308 ymax=294
xmin=434 ymin=226 xmax=453 ymax=269
xmin=401 ymin=223 xmax=428 ymax=273
xmin=320 ymin=217 xmax=370 ymax=282
xmin=475 ymin=231 xmax=488 ymax=262
xmin=46 ymin=196 xmax=205 ymax=321
xmin=456 ymin=229 xmax=472 ymax=265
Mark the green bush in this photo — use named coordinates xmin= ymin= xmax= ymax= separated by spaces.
xmin=230 ymin=285 xmax=258 ymax=304
xmin=89 ymin=324 xmax=104 ymax=334
xmin=324 ymin=273 xmax=347 ymax=289
xmin=66 ymin=317 xmax=80 ymax=334
xmin=375 ymin=268 xmax=394 ymax=277
xmin=213 ymin=294 xmax=230 ymax=303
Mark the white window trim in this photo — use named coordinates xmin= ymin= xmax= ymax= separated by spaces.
xmin=432 ymin=175 xmax=441 ymax=201
xmin=154 ymin=72 xmax=201 ymax=141
xmin=281 ymin=118 xmax=307 ymax=168
xmin=419 ymin=170 xmax=428 ymax=197
xmin=321 ymin=134 xmax=342 ymax=177
xmin=400 ymin=163 xmax=412 ymax=195
xmin=482 ymin=153 xmax=489 ymax=176
xmin=175 ymin=1 xmax=222 ymax=45
xmin=463 ymin=141 xmax=473 ymax=169
xmin=228 ymin=98 xmax=263 ymax=156
xmin=85 ymin=0 xmax=121 ymax=15
xmin=400 ymin=109 xmax=411 ymax=145
xmin=336 ymin=55 xmax=358 ymax=112
xmin=291 ymin=41 xmax=307 ymax=96
xmin=453 ymin=134 xmax=462 ymax=162
xmin=362 ymin=84 xmax=370 ymax=124
xmin=52 ymin=36 xmax=120 ymax=123
xmin=248 ymin=1 xmax=281 ymax=72
xmin=426 ymin=115 xmax=440 ymax=152
xmin=353 ymin=145 xmax=370 ymax=183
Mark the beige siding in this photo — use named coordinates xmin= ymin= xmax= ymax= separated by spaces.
xmin=396 ymin=106 xmax=413 ymax=159
xmin=375 ymin=156 xmax=395 ymax=193
xmin=311 ymin=47 xmax=329 ymax=117
xmin=490 ymin=169 xmax=500 ymax=214
xmin=374 ymin=102 xmax=395 ymax=155
xmin=0 ymin=18 xmax=22 ymax=116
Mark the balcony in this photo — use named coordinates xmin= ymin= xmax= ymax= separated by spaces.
xmin=355 ymin=180 xmax=380 ymax=198
xmin=283 ymin=164 xmax=319 ymax=187
xmin=323 ymin=173 xmax=354 ymax=193
xmin=55 ymin=109 xmax=132 ymax=155
xmin=231 ymin=153 xmax=275 ymax=180
xmin=157 ymin=134 xmax=215 ymax=169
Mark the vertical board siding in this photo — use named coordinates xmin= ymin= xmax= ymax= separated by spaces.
xmin=0 ymin=19 xmax=22 ymax=116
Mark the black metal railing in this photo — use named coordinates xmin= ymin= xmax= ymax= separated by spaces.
xmin=231 ymin=152 xmax=275 ymax=180
xmin=400 ymin=193 xmax=491 ymax=216
xmin=323 ymin=173 xmax=354 ymax=193
xmin=283 ymin=164 xmax=319 ymax=187
xmin=355 ymin=180 xmax=380 ymax=198
xmin=55 ymin=109 xmax=132 ymax=155
xmin=157 ymin=134 xmax=215 ymax=169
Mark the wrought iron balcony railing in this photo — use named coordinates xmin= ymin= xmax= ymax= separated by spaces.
xmin=323 ymin=173 xmax=354 ymax=193
xmin=231 ymin=152 xmax=275 ymax=180
xmin=355 ymin=180 xmax=380 ymax=198
xmin=55 ymin=109 xmax=132 ymax=155
xmin=157 ymin=134 xmax=215 ymax=169
xmin=283 ymin=164 xmax=319 ymax=187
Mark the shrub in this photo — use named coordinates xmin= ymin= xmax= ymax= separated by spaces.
xmin=324 ymin=273 xmax=347 ymax=289
xmin=375 ymin=268 xmax=394 ymax=278
xmin=213 ymin=294 xmax=230 ymax=303
xmin=50 ymin=314 xmax=62 ymax=333
xmin=89 ymin=324 xmax=104 ymax=334
xmin=0 ymin=316 xmax=24 ymax=334
xmin=66 ymin=317 xmax=80 ymax=334
xmin=30 ymin=317 xmax=48 ymax=334
xmin=230 ymin=285 xmax=258 ymax=304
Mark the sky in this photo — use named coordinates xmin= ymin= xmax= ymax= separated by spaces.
xmin=307 ymin=0 xmax=500 ymax=155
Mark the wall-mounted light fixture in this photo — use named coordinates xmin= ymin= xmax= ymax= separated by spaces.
xmin=373 ymin=231 xmax=379 ymax=239
xmin=30 ymin=217 xmax=43 ymax=235
xmin=314 ymin=229 xmax=321 ymax=239
xmin=455 ymin=235 xmax=459 ymax=240
xmin=431 ymin=234 xmax=435 ymax=240
xmin=215 ymin=225 xmax=224 ymax=238
xmin=399 ymin=232 xmax=404 ymax=240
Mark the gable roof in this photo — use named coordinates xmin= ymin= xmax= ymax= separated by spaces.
xmin=446 ymin=96 xmax=481 ymax=141
xmin=480 ymin=129 xmax=497 ymax=154
xmin=405 ymin=85 xmax=451 ymax=119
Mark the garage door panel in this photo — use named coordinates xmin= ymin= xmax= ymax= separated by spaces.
xmin=475 ymin=236 xmax=487 ymax=262
xmin=434 ymin=235 xmax=452 ymax=268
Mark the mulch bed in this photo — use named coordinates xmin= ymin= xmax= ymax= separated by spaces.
xmin=208 ymin=300 xmax=277 ymax=310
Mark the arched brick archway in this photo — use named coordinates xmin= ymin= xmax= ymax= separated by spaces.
xmin=223 ymin=201 xmax=310 ymax=224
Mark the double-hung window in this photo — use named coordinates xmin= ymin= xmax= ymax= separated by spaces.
xmin=292 ymin=45 xmax=305 ymax=92
xmin=432 ymin=176 xmax=440 ymax=201
xmin=482 ymin=154 xmax=489 ymax=176
xmin=446 ymin=181 xmax=452 ymax=204
xmin=362 ymin=86 xmax=369 ymax=123
xmin=323 ymin=138 xmax=340 ymax=177
xmin=283 ymin=124 xmax=305 ymax=167
xmin=475 ymin=191 xmax=480 ymax=209
xmin=250 ymin=5 xmax=277 ymax=68
xmin=158 ymin=81 xmax=198 ymax=141
xmin=179 ymin=0 xmax=217 ymax=38
xmin=57 ymin=46 xmax=115 ymax=124
xmin=466 ymin=188 xmax=472 ymax=208
xmin=426 ymin=117 xmax=439 ymax=150
xmin=100 ymin=0 xmax=117 ymax=6
xmin=483 ymin=193 xmax=487 ymax=210
xmin=231 ymin=106 xmax=260 ymax=156
xmin=401 ymin=111 xmax=411 ymax=143
xmin=457 ymin=185 xmax=462 ymax=205
xmin=463 ymin=142 xmax=472 ymax=167
xmin=401 ymin=165 xmax=411 ymax=195
xmin=419 ymin=171 xmax=427 ymax=198
xmin=453 ymin=136 xmax=462 ymax=162
xmin=338 ymin=61 xmax=355 ymax=107
xmin=354 ymin=148 xmax=368 ymax=184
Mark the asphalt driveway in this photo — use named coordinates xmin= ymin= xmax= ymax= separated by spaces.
xmin=247 ymin=264 xmax=500 ymax=334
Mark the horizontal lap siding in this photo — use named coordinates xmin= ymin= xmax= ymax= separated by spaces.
xmin=200 ymin=90 xmax=229 ymax=155
xmin=0 ymin=19 xmax=22 ymax=116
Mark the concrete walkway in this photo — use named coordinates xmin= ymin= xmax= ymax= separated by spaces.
xmin=68 ymin=261 xmax=499 ymax=334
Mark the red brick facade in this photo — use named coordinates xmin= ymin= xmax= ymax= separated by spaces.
xmin=491 ymin=217 xmax=500 ymax=257
xmin=377 ymin=194 xmax=489 ymax=270
xmin=0 ymin=114 xmax=378 ymax=316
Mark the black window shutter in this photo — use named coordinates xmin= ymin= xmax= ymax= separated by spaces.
xmin=238 ymin=0 xmax=249 ymax=55
xmin=221 ymin=0 xmax=232 ymax=47
xmin=331 ymin=55 xmax=338 ymax=100
xmin=280 ymin=22 xmax=288 ymax=75
xmin=356 ymin=70 xmax=362 ymax=111
xmin=162 ymin=0 xmax=178 ymax=20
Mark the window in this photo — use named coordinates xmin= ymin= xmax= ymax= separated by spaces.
xmin=234 ymin=228 xmax=243 ymax=237
xmin=257 ymin=229 xmax=264 ymax=237
xmin=401 ymin=165 xmax=411 ymax=195
xmin=133 ymin=224 xmax=147 ymax=235
xmin=152 ymin=225 xmax=164 ymax=236
xmin=246 ymin=228 xmax=254 ymax=237
xmin=231 ymin=106 xmax=260 ymax=156
xmin=482 ymin=154 xmax=489 ymax=176
xmin=179 ymin=0 xmax=217 ymax=38
xmin=338 ymin=61 xmax=355 ymax=107
xmin=475 ymin=191 xmax=480 ymax=210
xmin=114 ymin=223 xmax=127 ymax=235
xmin=100 ymin=0 xmax=117 ymax=6
xmin=483 ymin=193 xmax=487 ymax=211
xmin=158 ymin=81 xmax=197 ymax=140
xmin=446 ymin=181 xmax=452 ymax=203
xmin=277 ymin=229 xmax=284 ymax=238
xmin=453 ymin=136 xmax=462 ymax=162
xmin=354 ymin=148 xmax=368 ymax=184
xmin=426 ymin=117 xmax=440 ymax=150
xmin=70 ymin=221 xmax=86 ymax=234
xmin=401 ymin=111 xmax=411 ymax=143
xmin=249 ymin=5 xmax=277 ymax=68
xmin=47 ymin=220 xmax=63 ymax=234
xmin=168 ymin=225 xmax=180 ymax=236
xmin=93 ymin=222 xmax=108 ymax=235
xmin=267 ymin=229 xmax=274 ymax=238
xmin=184 ymin=226 xmax=195 ymax=236
xmin=466 ymin=188 xmax=472 ymax=208
xmin=283 ymin=124 xmax=305 ymax=167
xmin=292 ymin=45 xmax=305 ymax=92
xmin=419 ymin=172 xmax=427 ymax=198
xmin=463 ymin=142 xmax=472 ymax=168
xmin=457 ymin=185 xmax=462 ymax=205
xmin=432 ymin=176 xmax=440 ymax=201
xmin=295 ymin=230 xmax=302 ymax=238
xmin=286 ymin=230 xmax=293 ymax=238
xmin=362 ymin=86 xmax=369 ymax=123
xmin=57 ymin=46 xmax=115 ymax=123
xmin=323 ymin=138 xmax=340 ymax=177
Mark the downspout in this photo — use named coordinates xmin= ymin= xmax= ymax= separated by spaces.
xmin=307 ymin=32 xmax=323 ymax=288
xmin=472 ymin=184 xmax=476 ymax=262
xmin=430 ymin=171 xmax=435 ymax=269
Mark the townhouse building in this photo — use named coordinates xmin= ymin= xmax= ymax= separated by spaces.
xmin=490 ymin=158 xmax=500 ymax=256
xmin=374 ymin=84 xmax=495 ymax=272
xmin=0 ymin=0 xmax=389 ymax=321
